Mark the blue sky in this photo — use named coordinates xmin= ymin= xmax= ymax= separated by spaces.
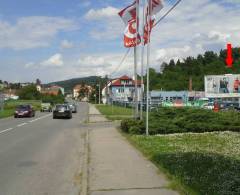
xmin=0 ymin=0 xmax=240 ymax=83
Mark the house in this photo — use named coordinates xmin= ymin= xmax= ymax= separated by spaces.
xmin=2 ymin=89 xmax=19 ymax=100
xmin=102 ymin=75 xmax=142 ymax=104
xmin=41 ymin=85 xmax=64 ymax=96
xmin=73 ymin=84 xmax=93 ymax=100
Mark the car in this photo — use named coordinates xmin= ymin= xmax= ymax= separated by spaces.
xmin=53 ymin=104 xmax=72 ymax=119
xmin=202 ymin=102 xmax=214 ymax=110
xmin=41 ymin=103 xmax=52 ymax=112
xmin=14 ymin=105 xmax=35 ymax=118
xmin=68 ymin=103 xmax=77 ymax=113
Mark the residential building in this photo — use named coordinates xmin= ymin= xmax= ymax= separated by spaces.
xmin=73 ymin=84 xmax=93 ymax=100
xmin=102 ymin=75 xmax=142 ymax=104
xmin=41 ymin=85 xmax=64 ymax=96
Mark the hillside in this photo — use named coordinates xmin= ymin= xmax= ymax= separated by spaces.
xmin=46 ymin=76 xmax=107 ymax=93
xmin=148 ymin=47 xmax=240 ymax=91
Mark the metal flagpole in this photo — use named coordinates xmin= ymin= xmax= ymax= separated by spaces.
xmin=140 ymin=0 xmax=146 ymax=120
xmin=146 ymin=0 xmax=152 ymax=136
xmin=134 ymin=0 xmax=140 ymax=119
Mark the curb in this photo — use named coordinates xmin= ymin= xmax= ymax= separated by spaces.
xmin=80 ymin=127 xmax=89 ymax=195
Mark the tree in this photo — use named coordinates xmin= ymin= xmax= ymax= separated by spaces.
xmin=18 ymin=85 xmax=41 ymax=100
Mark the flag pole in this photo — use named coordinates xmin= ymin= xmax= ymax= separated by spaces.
xmin=146 ymin=0 xmax=151 ymax=136
xmin=140 ymin=0 xmax=145 ymax=120
xmin=134 ymin=0 xmax=140 ymax=119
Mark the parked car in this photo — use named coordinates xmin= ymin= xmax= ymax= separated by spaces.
xmin=14 ymin=105 xmax=35 ymax=118
xmin=202 ymin=102 xmax=214 ymax=110
xmin=53 ymin=104 xmax=72 ymax=119
xmin=68 ymin=103 xmax=77 ymax=113
xmin=41 ymin=103 xmax=52 ymax=112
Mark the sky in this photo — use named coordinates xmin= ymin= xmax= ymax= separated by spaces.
xmin=0 ymin=0 xmax=240 ymax=83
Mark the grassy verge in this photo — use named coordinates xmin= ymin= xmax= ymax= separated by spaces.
xmin=0 ymin=100 xmax=41 ymax=119
xmin=96 ymin=104 xmax=133 ymax=120
xmin=127 ymin=132 xmax=240 ymax=195
xmin=0 ymin=109 xmax=14 ymax=119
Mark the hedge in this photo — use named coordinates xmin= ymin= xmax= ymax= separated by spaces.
xmin=121 ymin=107 xmax=240 ymax=135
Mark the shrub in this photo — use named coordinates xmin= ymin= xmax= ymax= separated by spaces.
xmin=121 ymin=119 xmax=144 ymax=134
xmin=121 ymin=107 xmax=240 ymax=135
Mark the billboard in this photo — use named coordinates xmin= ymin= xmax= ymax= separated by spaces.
xmin=205 ymin=74 xmax=240 ymax=98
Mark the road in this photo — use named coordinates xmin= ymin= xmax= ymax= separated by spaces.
xmin=0 ymin=102 xmax=88 ymax=195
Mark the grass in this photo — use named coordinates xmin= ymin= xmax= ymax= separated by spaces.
xmin=0 ymin=109 xmax=14 ymax=119
xmin=128 ymin=132 xmax=240 ymax=195
xmin=0 ymin=100 xmax=41 ymax=119
xmin=96 ymin=104 xmax=133 ymax=120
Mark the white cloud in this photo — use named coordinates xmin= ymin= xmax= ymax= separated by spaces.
xmin=85 ymin=6 xmax=120 ymax=20
xmin=84 ymin=6 xmax=123 ymax=40
xmin=76 ymin=52 xmax=134 ymax=77
xmin=40 ymin=53 xmax=64 ymax=67
xmin=0 ymin=16 xmax=78 ymax=50
xmin=60 ymin=39 xmax=74 ymax=49
xmin=155 ymin=46 xmax=192 ymax=63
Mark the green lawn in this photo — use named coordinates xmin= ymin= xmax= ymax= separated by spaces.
xmin=0 ymin=100 xmax=41 ymax=119
xmin=0 ymin=109 xmax=14 ymax=119
xmin=96 ymin=104 xmax=133 ymax=120
xmin=129 ymin=132 xmax=240 ymax=195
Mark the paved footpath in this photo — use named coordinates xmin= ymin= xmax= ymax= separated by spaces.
xmin=87 ymin=104 xmax=179 ymax=195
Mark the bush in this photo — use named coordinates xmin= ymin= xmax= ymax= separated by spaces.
xmin=121 ymin=119 xmax=144 ymax=134
xmin=121 ymin=107 xmax=240 ymax=135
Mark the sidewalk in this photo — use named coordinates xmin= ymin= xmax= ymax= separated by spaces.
xmin=87 ymin=104 xmax=179 ymax=195
xmin=88 ymin=104 xmax=109 ymax=123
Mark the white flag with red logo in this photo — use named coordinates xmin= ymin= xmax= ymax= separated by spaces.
xmin=144 ymin=0 xmax=164 ymax=44
xmin=124 ymin=19 xmax=141 ymax=48
xmin=119 ymin=0 xmax=141 ymax=48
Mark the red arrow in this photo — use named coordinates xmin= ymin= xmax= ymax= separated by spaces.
xmin=226 ymin=43 xmax=233 ymax=68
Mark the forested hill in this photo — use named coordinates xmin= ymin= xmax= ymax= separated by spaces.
xmin=149 ymin=47 xmax=240 ymax=91
xmin=46 ymin=76 xmax=107 ymax=93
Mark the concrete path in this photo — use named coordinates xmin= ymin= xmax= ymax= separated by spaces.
xmin=88 ymin=104 xmax=109 ymax=123
xmin=87 ymin=105 xmax=179 ymax=195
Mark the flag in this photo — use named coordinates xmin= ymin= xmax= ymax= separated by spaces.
xmin=144 ymin=0 xmax=164 ymax=44
xmin=119 ymin=0 xmax=141 ymax=48
xmin=124 ymin=19 xmax=141 ymax=48
xmin=118 ymin=0 xmax=137 ymax=25
xmin=151 ymin=0 xmax=164 ymax=15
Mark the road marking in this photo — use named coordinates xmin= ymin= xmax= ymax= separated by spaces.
xmin=17 ymin=123 xmax=27 ymax=127
xmin=29 ymin=118 xmax=41 ymax=123
xmin=0 ymin=128 xmax=13 ymax=134
xmin=29 ymin=114 xmax=51 ymax=123
xmin=0 ymin=113 xmax=52 ymax=135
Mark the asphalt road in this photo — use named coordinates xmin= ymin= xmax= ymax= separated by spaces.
xmin=0 ymin=102 xmax=89 ymax=195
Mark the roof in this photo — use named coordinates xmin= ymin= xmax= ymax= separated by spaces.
xmin=108 ymin=75 xmax=141 ymax=87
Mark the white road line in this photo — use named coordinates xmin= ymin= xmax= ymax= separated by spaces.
xmin=0 ymin=128 xmax=13 ymax=134
xmin=29 ymin=114 xmax=51 ymax=123
xmin=0 ymin=113 xmax=52 ymax=136
xmin=17 ymin=123 xmax=27 ymax=127
xmin=29 ymin=118 xmax=41 ymax=123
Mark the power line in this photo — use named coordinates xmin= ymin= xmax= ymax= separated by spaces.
xmin=154 ymin=0 xmax=182 ymax=27
xmin=109 ymin=48 xmax=131 ymax=77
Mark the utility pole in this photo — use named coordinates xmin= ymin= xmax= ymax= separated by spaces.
xmin=98 ymin=83 xmax=101 ymax=104
xmin=140 ymin=0 xmax=146 ymax=120
xmin=146 ymin=0 xmax=152 ymax=136
xmin=134 ymin=0 xmax=140 ymax=119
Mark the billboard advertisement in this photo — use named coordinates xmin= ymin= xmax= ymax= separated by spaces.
xmin=205 ymin=74 xmax=240 ymax=98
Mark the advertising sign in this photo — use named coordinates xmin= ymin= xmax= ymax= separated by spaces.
xmin=205 ymin=74 xmax=240 ymax=98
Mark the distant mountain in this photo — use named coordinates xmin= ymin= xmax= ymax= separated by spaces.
xmin=46 ymin=76 xmax=108 ymax=93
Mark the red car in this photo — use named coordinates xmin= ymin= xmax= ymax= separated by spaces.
xmin=14 ymin=105 xmax=35 ymax=118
